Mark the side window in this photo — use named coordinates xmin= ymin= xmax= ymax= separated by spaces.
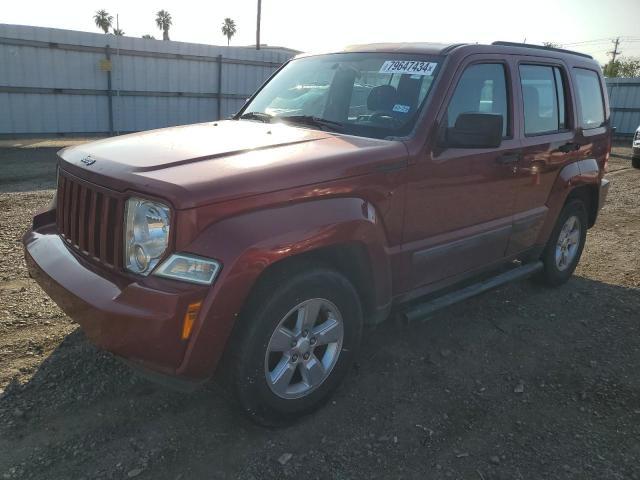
xmin=574 ymin=68 xmax=605 ymax=129
xmin=447 ymin=63 xmax=509 ymax=137
xmin=519 ymin=65 xmax=567 ymax=135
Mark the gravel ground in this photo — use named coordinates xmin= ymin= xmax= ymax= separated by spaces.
xmin=0 ymin=143 xmax=639 ymax=480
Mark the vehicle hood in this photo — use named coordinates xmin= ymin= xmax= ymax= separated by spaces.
xmin=59 ymin=120 xmax=407 ymax=209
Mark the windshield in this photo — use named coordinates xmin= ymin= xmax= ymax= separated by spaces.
xmin=238 ymin=53 xmax=441 ymax=139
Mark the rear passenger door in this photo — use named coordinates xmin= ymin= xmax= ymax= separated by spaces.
xmin=507 ymin=59 xmax=579 ymax=254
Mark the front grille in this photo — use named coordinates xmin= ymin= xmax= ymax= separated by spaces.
xmin=56 ymin=172 xmax=124 ymax=268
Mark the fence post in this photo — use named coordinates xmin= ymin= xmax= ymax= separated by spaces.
xmin=217 ymin=54 xmax=223 ymax=120
xmin=105 ymin=45 xmax=114 ymax=136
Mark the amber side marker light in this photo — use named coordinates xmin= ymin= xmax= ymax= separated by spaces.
xmin=182 ymin=301 xmax=202 ymax=340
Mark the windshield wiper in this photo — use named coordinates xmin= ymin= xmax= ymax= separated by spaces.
xmin=239 ymin=111 xmax=274 ymax=123
xmin=277 ymin=115 xmax=344 ymax=132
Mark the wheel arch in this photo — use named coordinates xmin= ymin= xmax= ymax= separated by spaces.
xmin=537 ymin=159 xmax=602 ymax=245
xmin=565 ymin=183 xmax=599 ymax=228
xmin=243 ymin=241 xmax=382 ymax=325
xmin=175 ymin=197 xmax=392 ymax=379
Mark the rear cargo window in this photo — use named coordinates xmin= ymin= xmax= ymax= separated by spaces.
xmin=519 ymin=65 xmax=567 ymax=135
xmin=574 ymin=68 xmax=605 ymax=129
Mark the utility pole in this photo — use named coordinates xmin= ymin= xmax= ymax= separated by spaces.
xmin=606 ymin=37 xmax=622 ymax=77
xmin=609 ymin=37 xmax=621 ymax=63
xmin=256 ymin=0 xmax=262 ymax=50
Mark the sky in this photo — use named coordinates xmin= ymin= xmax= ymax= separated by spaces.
xmin=3 ymin=0 xmax=640 ymax=64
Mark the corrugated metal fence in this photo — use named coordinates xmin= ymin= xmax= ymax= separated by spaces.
xmin=0 ymin=24 xmax=296 ymax=136
xmin=2 ymin=26 xmax=639 ymax=138
xmin=606 ymin=78 xmax=640 ymax=136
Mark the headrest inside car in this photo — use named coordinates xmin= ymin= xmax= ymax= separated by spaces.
xmin=367 ymin=85 xmax=397 ymax=111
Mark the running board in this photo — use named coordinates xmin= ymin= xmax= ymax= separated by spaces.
xmin=403 ymin=261 xmax=543 ymax=323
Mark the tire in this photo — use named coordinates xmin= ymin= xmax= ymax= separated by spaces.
xmin=632 ymin=157 xmax=640 ymax=169
xmin=535 ymin=199 xmax=588 ymax=287
xmin=227 ymin=265 xmax=363 ymax=426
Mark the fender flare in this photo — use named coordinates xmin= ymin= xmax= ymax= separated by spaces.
xmin=176 ymin=197 xmax=391 ymax=378
xmin=537 ymin=158 xmax=601 ymax=245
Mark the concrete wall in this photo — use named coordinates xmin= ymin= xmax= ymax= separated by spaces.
xmin=0 ymin=24 xmax=297 ymax=136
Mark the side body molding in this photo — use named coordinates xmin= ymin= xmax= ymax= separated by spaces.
xmin=175 ymin=197 xmax=392 ymax=379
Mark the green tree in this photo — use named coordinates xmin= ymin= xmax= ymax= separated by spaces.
xmin=156 ymin=10 xmax=172 ymax=41
xmin=221 ymin=18 xmax=237 ymax=46
xmin=542 ymin=42 xmax=561 ymax=49
xmin=603 ymin=57 xmax=640 ymax=78
xmin=142 ymin=34 xmax=155 ymax=40
xmin=93 ymin=10 xmax=113 ymax=34
xmin=113 ymin=28 xmax=125 ymax=36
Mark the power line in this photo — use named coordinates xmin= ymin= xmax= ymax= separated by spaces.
xmin=561 ymin=37 xmax=614 ymax=46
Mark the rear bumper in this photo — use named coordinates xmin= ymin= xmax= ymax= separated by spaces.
xmin=599 ymin=177 xmax=610 ymax=210
xmin=23 ymin=223 xmax=208 ymax=378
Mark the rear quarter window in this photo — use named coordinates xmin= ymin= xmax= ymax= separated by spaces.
xmin=573 ymin=68 xmax=605 ymax=129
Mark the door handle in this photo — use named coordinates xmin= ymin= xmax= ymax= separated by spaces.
xmin=496 ymin=152 xmax=521 ymax=165
xmin=556 ymin=142 xmax=581 ymax=153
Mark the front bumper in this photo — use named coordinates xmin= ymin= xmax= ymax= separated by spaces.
xmin=23 ymin=223 xmax=207 ymax=377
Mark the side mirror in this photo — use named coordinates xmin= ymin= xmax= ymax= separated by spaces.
xmin=446 ymin=113 xmax=503 ymax=149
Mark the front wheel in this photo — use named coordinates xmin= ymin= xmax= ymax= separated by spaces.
xmin=228 ymin=266 xmax=363 ymax=426
xmin=632 ymin=157 xmax=640 ymax=169
xmin=536 ymin=199 xmax=588 ymax=287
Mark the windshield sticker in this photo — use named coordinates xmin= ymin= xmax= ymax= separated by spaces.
xmin=392 ymin=104 xmax=411 ymax=113
xmin=379 ymin=60 xmax=437 ymax=76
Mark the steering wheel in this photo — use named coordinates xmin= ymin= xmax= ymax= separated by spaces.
xmin=369 ymin=111 xmax=402 ymax=127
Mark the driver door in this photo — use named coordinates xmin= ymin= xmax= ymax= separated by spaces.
xmin=403 ymin=56 xmax=522 ymax=291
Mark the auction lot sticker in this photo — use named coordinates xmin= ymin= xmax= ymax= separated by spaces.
xmin=379 ymin=61 xmax=437 ymax=76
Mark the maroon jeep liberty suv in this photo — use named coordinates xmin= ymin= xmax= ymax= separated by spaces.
xmin=24 ymin=41 xmax=611 ymax=425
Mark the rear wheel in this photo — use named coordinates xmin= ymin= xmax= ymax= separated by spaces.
xmin=536 ymin=199 xmax=588 ymax=287
xmin=228 ymin=266 xmax=362 ymax=426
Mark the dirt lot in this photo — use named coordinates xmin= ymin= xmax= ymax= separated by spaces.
xmin=1 ymin=142 xmax=639 ymax=480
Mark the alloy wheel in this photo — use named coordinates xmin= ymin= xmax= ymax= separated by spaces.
xmin=264 ymin=298 xmax=344 ymax=399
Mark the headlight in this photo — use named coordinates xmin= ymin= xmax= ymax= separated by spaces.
xmin=124 ymin=197 xmax=170 ymax=275
xmin=153 ymin=253 xmax=221 ymax=285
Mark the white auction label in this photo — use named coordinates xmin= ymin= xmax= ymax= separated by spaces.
xmin=379 ymin=60 xmax=437 ymax=76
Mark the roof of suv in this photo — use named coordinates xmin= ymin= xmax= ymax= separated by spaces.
xmin=334 ymin=41 xmax=595 ymax=63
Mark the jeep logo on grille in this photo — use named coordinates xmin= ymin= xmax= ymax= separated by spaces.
xmin=80 ymin=156 xmax=96 ymax=166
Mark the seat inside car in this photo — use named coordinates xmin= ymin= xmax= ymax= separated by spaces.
xmin=522 ymin=85 xmax=547 ymax=134
xmin=367 ymin=84 xmax=398 ymax=113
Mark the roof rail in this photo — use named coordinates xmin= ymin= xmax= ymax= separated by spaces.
xmin=491 ymin=41 xmax=593 ymax=59
xmin=440 ymin=43 xmax=468 ymax=55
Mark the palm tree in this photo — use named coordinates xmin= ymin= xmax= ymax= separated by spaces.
xmin=221 ymin=18 xmax=237 ymax=46
xmin=155 ymin=10 xmax=172 ymax=41
xmin=113 ymin=28 xmax=125 ymax=36
xmin=94 ymin=10 xmax=113 ymax=34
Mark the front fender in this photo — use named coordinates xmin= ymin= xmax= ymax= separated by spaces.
xmin=175 ymin=197 xmax=391 ymax=379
